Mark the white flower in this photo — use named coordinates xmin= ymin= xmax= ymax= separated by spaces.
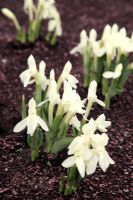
xmin=58 ymin=61 xmax=79 ymax=89
xmin=61 ymin=81 xmax=85 ymax=115
xmin=43 ymin=0 xmax=55 ymax=19
xmin=70 ymin=116 xmax=81 ymax=131
xmin=87 ymin=80 xmax=105 ymax=107
xmin=19 ymin=55 xmax=47 ymax=90
xmin=1 ymin=8 xmax=21 ymax=30
xmin=103 ymin=63 xmax=123 ymax=79
xmin=36 ymin=0 xmax=46 ymax=20
xmin=89 ymin=29 xmax=97 ymax=43
xmin=13 ymin=98 xmax=48 ymax=136
xmin=86 ymin=133 xmax=115 ymax=175
xmin=48 ymin=79 xmax=60 ymax=105
xmin=48 ymin=7 xmax=62 ymax=36
xmin=95 ymin=114 xmax=111 ymax=132
xmin=92 ymin=41 xmax=105 ymax=57
xmin=70 ymin=30 xmax=89 ymax=55
xmin=62 ymin=136 xmax=90 ymax=177
xmin=82 ymin=118 xmax=96 ymax=137
xmin=23 ymin=0 xmax=35 ymax=21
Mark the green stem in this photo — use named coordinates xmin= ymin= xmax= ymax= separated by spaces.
xmin=82 ymin=100 xmax=93 ymax=124
xmin=21 ymin=95 xmax=27 ymax=119
xmin=48 ymin=103 xmax=54 ymax=127
xmin=104 ymin=94 xmax=111 ymax=109
xmin=57 ymin=112 xmax=73 ymax=138
xmin=35 ymin=84 xmax=42 ymax=116
xmin=63 ymin=166 xmax=81 ymax=196
xmin=83 ymin=50 xmax=90 ymax=87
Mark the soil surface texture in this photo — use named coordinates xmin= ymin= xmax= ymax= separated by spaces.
xmin=0 ymin=0 xmax=133 ymax=199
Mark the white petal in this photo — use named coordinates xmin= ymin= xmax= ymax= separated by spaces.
xmin=82 ymin=118 xmax=96 ymax=136
xmin=19 ymin=70 xmax=31 ymax=87
xmin=37 ymin=116 xmax=49 ymax=131
xmin=62 ymin=156 xmax=75 ymax=168
xmin=27 ymin=115 xmax=37 ymax=136
xmin=96 ymin=99 xmax=105 ymax=107
xmin=48 ymin=19 xmax=56 ymax=32
xmin=39 ymin=60 xmax=46 ymax=73
xmin=67 ymin=74 xmax=79 ymax=89
xmin=28 ymin=55 xmax=37 ymax=72
xmin=86 ymin=153 xmax=99 ymax=175
xmin=102 ymin=71 xmax=114 ymax=79
xmin=13 ymin=118 xmax=27 ymax=132
xmin=70 ymin=116 xmax=81 ymax=131
xmin=88 ymin=80 xmax=97 ymax=99
xmin=28 ymin=98 xmax=36 ymax=114
xmin=76 ymin=157 xmax=85 ymax=178
xmin=114 ymin=63 xmax=123 ymax=79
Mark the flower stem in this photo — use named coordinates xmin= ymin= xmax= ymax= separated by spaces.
xmin=48 ymin=103 xmax=54 ymax=127
xmin=35 ymin=84 xmax=42 ymax=116
xmin=63 ymin=166 xmax=81 ymax=196
xmin=82 ymin=100 xmax=93 ymax=124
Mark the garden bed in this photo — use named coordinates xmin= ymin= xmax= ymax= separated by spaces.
xmin=0 ymin=0 xmax=133 ymax=199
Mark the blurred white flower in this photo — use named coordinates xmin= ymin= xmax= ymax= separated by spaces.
xmin=58 ymin=61 xmax=79 ymax=89
xmin=1 ymin=8 xmax=21 ymax=30
xmin=48 ymin=7 xmax=62 ymax=36
xmin=103 ymin=63 xmax=123 ymax=79
xmin=70 ymin=30 xmax=89 ymax=55
xmin=24 ymin=0 xmax=35 ymax=21
xmin=14 ymin=98 xmax=48 ymax=136
xmin=87 ymin=80 xmax=105 ymax=107
xmin=19 ymin=55 xmax=47 ymax=90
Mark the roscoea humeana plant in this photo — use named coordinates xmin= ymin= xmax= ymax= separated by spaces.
xmin=1 ymin=0 xmax=62 ymax=45
xmin=70 ymin=24 xmax=133 ymax=107
xmin=13 ymin=55 xmax=115 ymax=195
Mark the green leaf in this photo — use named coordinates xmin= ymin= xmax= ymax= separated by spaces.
xmin=51 ymin=137 xmax=74 ymax=154
xmin=31 ymin=149 xmax=39 ymax=161
xmin=16 ymin=30 xmax=26 ymax=43
xmin=21 ymin=95 xmax=27 ymax=119
xmin=28 ymin=20 xmax=41 ymax=42
xmin=27 ymin=128 xmax=43 ymax=150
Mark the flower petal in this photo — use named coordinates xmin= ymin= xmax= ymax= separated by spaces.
xmin=62 ymin=156 xmax=75 ymax=168
xmin=13 ymin=118 xmax=27 ymax=132
xmin=27 ymin=115 xmax=37 ymax=136
xmin=86 ymin=153 xmax=99 ymax=175
xmin=102 ymin=71 xmax=114 ymax=79
xmin=76 ymin=157 xmax=85 ymax=178
xmin=37 ymin=116 xmax=49 ymax=131
xmin=28 ymin=55 xmax=37 ymax=73
xmin=96 ymin=99 xmax=105 ymax=107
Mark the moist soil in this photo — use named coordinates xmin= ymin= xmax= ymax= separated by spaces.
xmin=0 ymin=0 xmax=133 ymax=199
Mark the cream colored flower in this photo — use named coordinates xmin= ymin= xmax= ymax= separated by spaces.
xmin=14 ymin=98 xmax=48 ymax=136
xmin=103 ymin=63 xmax=123 ymax=79
xmin=1 ymin=8 xmax=21 ymax=30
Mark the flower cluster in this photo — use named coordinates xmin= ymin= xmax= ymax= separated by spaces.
xmin=1 ymin=0 xmax=62 ymax=44
xmin=13 ymin=55 xmax=114 ymax=196
xmin=71 ymin=24 xmax=133 ymax=107
xmin=62 ymin=115 xmax=114 ymax=178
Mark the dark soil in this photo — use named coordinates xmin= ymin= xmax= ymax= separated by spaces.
xmin=0 ymin=0 xmax=133 ymax=199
